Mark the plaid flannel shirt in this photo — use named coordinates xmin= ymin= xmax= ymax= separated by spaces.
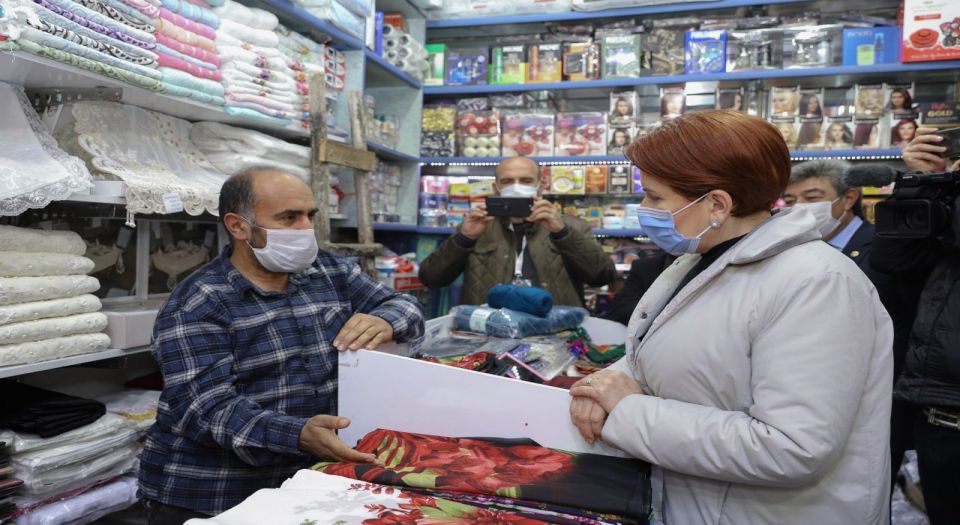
xmin=138 ymin=248 xmax=423 ymax=515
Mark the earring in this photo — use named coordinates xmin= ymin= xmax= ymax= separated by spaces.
xmin=710 ymin=219 xmax=721 ymax=229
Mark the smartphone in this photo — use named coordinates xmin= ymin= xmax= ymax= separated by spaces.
xmin=485 ymin=197 xmax=534 ymax=217
xmin=938 ymin=127 xmax=960 ymax=159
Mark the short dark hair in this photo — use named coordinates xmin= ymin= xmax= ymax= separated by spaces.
xmin=790 ymin=159 xmax=851 ymax=195
xmin=218 ymin=166 xmax=272 ymax=223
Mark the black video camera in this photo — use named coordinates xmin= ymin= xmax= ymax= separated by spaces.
xmin=875 ymin=169 xmax=960 ymax=241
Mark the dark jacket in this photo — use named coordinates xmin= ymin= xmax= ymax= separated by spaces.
xmin=604 ymin=251 xmax=674 ymax=326
xmin=871 ymin=232 xmax=957 ymax=408
xmin=418 ymin=216 xmax=616 ymax=307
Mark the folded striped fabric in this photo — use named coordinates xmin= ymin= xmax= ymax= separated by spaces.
xmin=158 ymin=0 xmax=218 ymax=28
xmin=156 ymin=17 xmax=215 ymax=52
xmin=158 ymin=6 xmax=214 ymax=40
xmin=154 ymin=31 xmax=218 ymax=65
xmin=34 ymin=0 xmax=155 ymax=48
xmin=120 ymin=0 xmax=160 ymax=17
xmin=156 ymin=43 xmax=214 ymax=70
xmin=157 ymin=51 xmax=222 ymax=80
xmin=8 ymin=38 xmax=163 ymax=90
xmin=32 ymin=1 xmax=158 ymax=62
xmin=19 ymin=25 xmax=162 ymax=79
xmin=159 ymin=65 xmax=224 ymax=95
xmin=76 ymin=0 xmax=157 ymax=33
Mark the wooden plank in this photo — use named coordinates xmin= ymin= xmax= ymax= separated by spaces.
xmin=315 ymin=139 xmax=376 ymax=172
xmin=309 ymin=74 xmax=332 ymax=245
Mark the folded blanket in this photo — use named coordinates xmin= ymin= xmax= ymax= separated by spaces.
xmin=33 ymin=0 xmax=155 ymax=49
xmin=32 ymin=1 xmax=158 ymax=62
xmin=157 ymin=51 xmax=222 ymax=80
xmin=213 ymin=0 xmax=276 ymax=30
xmin=0 ymin=275 xmax=100 ymax=306
xmin=224 ymin=99 xmax=305 ymax=120
xmin=75 ymin=0 xmax=156 ymax=33
xmin=225 ymin=85 xmax=301 ymax=105
xmin=161 ymin=80 xmax=225 ymax=106
xmin=120 ymin=0 xmax=159 ymax=17
xmin=0 ymin=225 xmax=86 ymax=255
xmin=221 ymin=60 xmax=294 ymax=85
xmin=154 ymin=31 xmax=218 ymax=65
xmin=160 ymin=65 xmax=224 ymax=95
xmin=98 ymin=0 xmax=155 ymax=26
xmin=0 ymin=312 xmax=108 ymax=346
xmin=225 ymin=92 xmax=299 ymax=113
xmin=157 ymin=42 xmax=215 ymax=70
xmin=0 ymin=252 xmax=94 ymax=277
xmin=156 ymin=17 xmax=215 ymax=52
xmin=19 ymin=26 xmax=163 ymax=79
xmin=223 ymin=105 xmax=293 ymax=127
xmin=218 ymin=44 xmax=285 ymax=68
xmin=216 ymin=18 xmax=278 ymax=48
xmin=0 ymin=294 xmax=102 ymax=327
xmin=11 ymin=38 xmax=163 ymax=90
xmin=158 ymin=0 xmax=218 ymax=28
xmin=222 ymin=70 xmax=296 ymax=92
xmin=159 ymin=6 xmax=214 ymax=40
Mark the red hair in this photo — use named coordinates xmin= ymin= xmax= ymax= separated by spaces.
xmin=625 ymin=110 xmax=790 ymax=216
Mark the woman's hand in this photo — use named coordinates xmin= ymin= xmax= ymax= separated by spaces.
xmin=569 ymin=371 xmax=644 ymax=443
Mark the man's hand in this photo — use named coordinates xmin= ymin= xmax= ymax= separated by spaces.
xmin=298 ymin=415 xmax=378 ymax=463
xmin=334 ymin=313 xmax=393 ymax=351
xmin=903 ymin=127 xmax=949 ymax=173
xmin=461 ymin=204 xmax=495 ymax=240
xmin=528 ymin=198 xmax=564 ymax=233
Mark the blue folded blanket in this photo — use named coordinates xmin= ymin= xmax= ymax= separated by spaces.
xmin=487 ymin=284 xmax=553 ymax=317
xmin=452 ymin=305 xmax=587 ymax=339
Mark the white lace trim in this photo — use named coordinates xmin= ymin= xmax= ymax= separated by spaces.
xmin=0 ymin=83 xmax=93 ymax=216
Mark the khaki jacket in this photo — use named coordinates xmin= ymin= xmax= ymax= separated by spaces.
xmin=418 ymin=216 xmax=615 ymax=306
xmin=603 ymin=207 xmax=892 ymax=524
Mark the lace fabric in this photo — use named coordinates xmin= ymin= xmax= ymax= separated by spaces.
xmin=0 ymin=332 xmax=111 ymax=366
xmin=0 ymin=82 xmax=93 ymax=216
xmin=0 ymin=252 xmax=95 ymax=277
xmin=53 ymin=101 xmax=229 ymax=218
xmin=0 ymin=312 xmax=108 ymax=346
xmin=0 ymin=225 xmax=88 ymax=255
xmin=0 ymin=294 xmax=102 ymax=327
xmin=0 ymin=275 xmax=100 ymax=306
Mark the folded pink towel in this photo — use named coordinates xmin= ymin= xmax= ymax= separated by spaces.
xmin=156 ymin=32 xmax=220 ymax=67
xmin=159 ymin=7 xmax=216 ymax=40
xmin=157 ymin=18 xmax=216 ymax=53
xmin=158 ymin=52 xmax=223 ymax=81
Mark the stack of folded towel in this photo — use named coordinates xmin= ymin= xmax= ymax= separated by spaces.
xmin=214 ymin=0 xmax=306 ymax=127
xmin=276 ymin=24 xmax=331 ymax=131
xmin=150 ymin=0 xmax=227 ymax=105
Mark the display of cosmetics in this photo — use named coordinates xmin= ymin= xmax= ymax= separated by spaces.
xmin=369 ymin=160 xmax=402 ymax=223
xmin=382 ymin=24 xmax=429 ymax=81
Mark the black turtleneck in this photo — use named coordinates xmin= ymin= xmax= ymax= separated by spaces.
xmin=667 ymin=234 xmax=745 ymax=303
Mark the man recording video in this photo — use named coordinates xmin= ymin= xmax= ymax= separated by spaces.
xmin=418 ymin=157 xmax=615 ymax=306
xmin=869 ymin=126 xmax=960 ymax=525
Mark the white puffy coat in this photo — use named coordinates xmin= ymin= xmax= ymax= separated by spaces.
xmin=602 ymin=207 xmax=893 ymax=524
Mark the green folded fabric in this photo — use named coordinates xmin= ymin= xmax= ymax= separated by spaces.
xmin=14 ymin=38 xmax=163 ymax=92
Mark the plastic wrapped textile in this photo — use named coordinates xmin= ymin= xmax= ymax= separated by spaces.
xmin=510 ymin=336 xmax=578 ymax=380
xmin=0 ymin=294 xmax=101 ymax=328
xmin=95 ymin=389 xmax=160 ymax=430
xmin=15 ymin=476 xmax=139 ymax=525
xmin=0 ymin=252 xmax=93 ymax=277
xmin=14 ymin=438 xmax=139 ymax=494
xmin=451 ymin=305 xmax=587 ymax=338
xmin=0 ymin=225 xmax=86 ymax=256
xmin=0 ymin=413 xmax=130 ymax=454
xmin=487 ymin=284 xmax=553 ymax=317
xmin=416 ymin=336 xmax=520 ymax=359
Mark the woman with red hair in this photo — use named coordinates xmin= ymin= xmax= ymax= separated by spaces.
xmin=569 ymin=110 xmax=892 ymax=524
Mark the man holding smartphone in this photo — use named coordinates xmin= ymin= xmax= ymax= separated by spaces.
xmin=419 ymin=157 xmax=615 ymax=306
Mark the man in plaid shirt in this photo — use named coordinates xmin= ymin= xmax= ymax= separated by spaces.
xmin=138 ymin=168 xmax=424 ymax=524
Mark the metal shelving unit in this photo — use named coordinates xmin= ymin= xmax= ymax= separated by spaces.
xmin=0 ymin=346 xmax=151 ymax=380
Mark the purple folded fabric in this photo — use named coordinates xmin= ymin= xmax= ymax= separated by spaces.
xmin=33 ymin=0 xmax=156 ymax=50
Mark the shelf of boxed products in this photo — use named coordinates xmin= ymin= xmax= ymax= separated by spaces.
xmin=421 ymin=149 xmax=904 ymax=165
xmin=367 ymin=140 xmax=421 ymax=161
xmin=0 ymin=345 xmax=152 ymax=380
xmin=425 ymin=0 xmax=809 ymax=28
xmin=238 ymin=0 xmax=366 ymax=50
xmin=0 ymin=51 xmax=311 ymax=140
xmin=422 ymin=61 xmax=960 ymax=95
xmin=365 ymin=49 xmax=423 ymax=89
xmin=414 ymin=226 xmax=648 ymax=237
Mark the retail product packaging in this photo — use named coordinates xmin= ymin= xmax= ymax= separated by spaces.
xmin=457 ymin=98 xmax=489 ymax=112
xmin=631 ymin=166 xmax=644 ymax=194
xmin=425 ymin=43 xmax=446 ymax=86
xmin=607 ymin=125 xmax=634 ymax=155
xmin=490 ymin=93 xmax=530 ymax=109
xmin=562 ymin=41 xmax=600 ymax=81
xmin=325 ymin=46 xmax=348 ymax=91
xmin=726 ymin=28 xmax=783 ymax=71
xmin=920 ymin=101 xmax=960 ymax=126
xmin=299 ymin=0 xmax=367 ymax=40
xmin=374 ymin=12 xmax=384 ymax=55
xmin=555 ymin=112 xmax=607 ymax=156
xmin=469 ymin=180 xmax=496 ymax=198
xmin=383 ymin=12 xmax=405 ymax=30
xmin=527 ymin=43 xmax=563 ymax=83
xmin=772 ymin=117 xmax=800 ymax=150
xmin=502 ymin=111 xmax=555 ymax=156
xmin=716 ymin=87 xmax=745 ymax=111
xmin=490 ymin=45 xmax=527 ymax=85
xmin=887 ymin=112 xmax=922 ymax=148
xmin=902 ymin=0 xmax=960 ymax=62
xmin=435 ymin=0 xmax=573 ymax=18
xmin=884 ymin=83 xmax=918 ymax=116
xmin=545 ymin=166 xmax=586 ymax=195
xmin=796 ymin=88 xmax=825 ymax=150
xmin=421 ymin=105 xmax=456 ymax=157
xmin=782 ymin=25 xmax=843 ymax=68
xmin=445 ymin=46 xmax=489 ymax=86
xmin=684 ymin=30 xmax=727 ymax=74
xmin=769 ymin=86 xmax=800 ymax=119
xmin=584 ymin=206 xmax=604 ymax=229
xmin=457 ymin=110 xmax=501 ymax=157
xmin=823 ymin=117 xmax=855 ymax=150
xmin=660 ymin=87 xmax=686 ymax=120
xmin=624 ymin=203 xmax=642 ymax=229
xmin=852 ymin=118 xmax=882 ymax=149
xmin=855 ymin=84 xmax=885 ymax=119
xmin=608 ymin=165 xmax=631 ymax=194
xmin=822 ymin=87 xmax=852 ymax=117
xmin=600 ymin=32 xmax=642 ymax=79
xmin=602 ymin=204 xmax=625 ymax=229
xmin=585 ymin=165 xmax=608 ymax=194
xmin=685 ymin=91 xmax=716 ymax=112
xmin=842 ymin=27 xmax=901 ymax=65
xmin=103 ymin=303 xmax=162 ymax=349
xmin=609 ymin=91 xmax=638 ymax=125
xmin=645 ymin=17 xmax=699 ymax=76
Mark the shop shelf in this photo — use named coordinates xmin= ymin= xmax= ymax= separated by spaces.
xmin=423 ymin=61 xmax=960 ymax=95
xmin=422 ymin=149 xmax=903 ymax=165
xmin=426 ymin=0 xmax=808 ymax=28
xmin=367 ymin=141 xmax=420 ymax=161
xmin=0 ymin=346 xmax=151 ymax=379
xmin=238 ymin=0 xmax=364 ymax=50
xmin=373 ymin=222 xmax=420 ymax=232
xmin=365 ymin=50 xmax=423 ymax=88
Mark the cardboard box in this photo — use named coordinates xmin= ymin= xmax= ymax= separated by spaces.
xmin=103 ymin=302 xmax=164 ymax=349
xmin=842 ymin=27 xmax=901 ymax=65
xmin=555 ymin=112 xmax=606 ymax=157
xmin=685 ymin=30 xmax=727 ymax=74
xmin=445 ymin=46 xmax=489 ymax=86
xmin=585 ymin=166 xmax=608 ymax=194
xmin=490 ymin=45 xmax=527 ymax=85
xmin=902 ymin=0 xmax=960 ymax=62
xmin=527 ymin=43 xmax=563 ymax=83
xmin=608 ymin=165 xmax=631 ymax=194
xmin=425 ymin=43 xmax=446 ymax=86
xmin=601 ymin=33 xmax=642 ymax=79
xmin=563 ymin=42 xmax=600 ymax=81
xmin=546 ymin=166 xmax=585 ymax=195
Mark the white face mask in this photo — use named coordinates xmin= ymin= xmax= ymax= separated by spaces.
xmin=499 ymin=183 xmax=538 ymax=198
xmin=793 ymin=198 xmax=841 ymax=238
xmin=240 ymin=217 xmax=318 ymax=273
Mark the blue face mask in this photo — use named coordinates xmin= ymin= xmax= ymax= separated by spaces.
xmin=637 ymin=193 xmax=715 ymax=255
